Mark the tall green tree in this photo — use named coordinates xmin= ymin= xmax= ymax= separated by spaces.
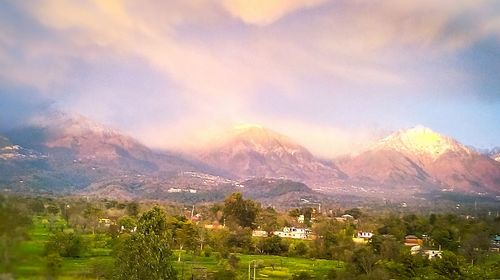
xmin=256 ymin=207 xmax=278 ymax=233
xmin=175 ymin=221 xmax=199 ymax=262
xmin=432 ymin=251 xmax=465 ymax=280
xmin=83 ymin=205 xmax=103 ymax=234
xmin=223 ymin=193 xmax=259 ymax=229
xmin=113 ymin=207 xmax=177 ymax=280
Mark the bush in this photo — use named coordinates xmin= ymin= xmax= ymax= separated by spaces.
xmin=295 ymin=242 xmax=308 ymax=256
xmin=262 ymin=235 xmax=288 ymax=255
xmin=45 ymin=232 xmax=88 ymax=257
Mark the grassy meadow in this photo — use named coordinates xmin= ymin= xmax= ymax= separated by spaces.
xmin=6 ymin=216 xmax=342 ymax=279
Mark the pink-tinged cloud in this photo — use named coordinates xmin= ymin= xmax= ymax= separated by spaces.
xmin=220 ymin=0 xmax=328 ymax=26
xmin=1 ymin=0 xmax=500 ymax=154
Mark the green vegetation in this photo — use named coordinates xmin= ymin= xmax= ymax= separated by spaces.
xmin=0 ymin=193 xmax=499 ymax=279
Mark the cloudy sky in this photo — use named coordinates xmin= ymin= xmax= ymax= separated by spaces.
xmin=0 ymin=0 xmax=499 ymax=157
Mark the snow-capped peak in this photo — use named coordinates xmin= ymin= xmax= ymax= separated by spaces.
xmin=374 ymin=125 xmax=472 ymax=160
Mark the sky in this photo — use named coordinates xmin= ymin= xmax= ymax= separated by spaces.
xmin=0 ymin=0 xmax=499 ymax=157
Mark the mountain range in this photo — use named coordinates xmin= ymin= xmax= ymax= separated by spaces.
xmin=197 ymin=125 xmax=346 ymax=183
xmin=0 ymin=111 xmax=499 ymax=202
xmin=337 ymin=126 xmax=500 ymax=194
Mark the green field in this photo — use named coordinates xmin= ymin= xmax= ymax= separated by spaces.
xmin=6 ymin=216 xmax=343 ymax=279
xmin=173 ymin=253 xmax=342 ymax=279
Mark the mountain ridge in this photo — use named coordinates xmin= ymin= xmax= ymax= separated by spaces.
xmin=338 ymin=125 xmax=500 ymax=194
xmin=197 ymin=125 xmax=346 ymax=183
xmin=1 ymin=114 xmax=498 ymax=199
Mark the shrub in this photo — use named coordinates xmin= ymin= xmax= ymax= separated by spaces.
xmin=45 ymin=232 xmax=88 ymax=257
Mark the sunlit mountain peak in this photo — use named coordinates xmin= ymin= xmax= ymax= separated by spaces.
xmin=233 ymin=123 xmax=264 ymax=131
xmin=375 ymin=125 xmax=473 ymax=160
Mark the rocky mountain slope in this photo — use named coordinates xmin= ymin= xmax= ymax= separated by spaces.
xmin=1 ymin=112 xmax=212 ymax=191
xmin=197 ymin=125 xmax=345 ymax=183
xmin=1 ymin=113 xmax=498 ymax=199
xmin=482 ymin=147 xmax=500 ymax=162
xmin=338 ymin=126 xmax=500 ymax=194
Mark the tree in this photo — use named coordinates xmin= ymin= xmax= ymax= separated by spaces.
xmin=223 ymin=193 xmax=259 ymax=229
xmin=209 ymin=227 xmax=231 ymax=256
xmin=47 ymin=204 xmax=60 ymax=215
xmin=83 ymin=205 xmax=103 ymax=234
xmin=28 ymin=198 xmax=46 ymax=214
xmin=460 ymin=232 xmax=489 ymax=263
xmin=113 ymin=207 xmax=177 ymax=280
xmin=344 ymin=208 xmax=362 ymax=219
xmin=431 ymin=227 xmax=458 ymax=251
xmin=293 ymin=242 xmax=308 ymax=257
xmin=351 ymin=247 xmax=378 ymax=275
xmin=256 ymin=207 xmax=278 ymax=233
xmin=117 ymin=215 xmax=137 ymax=232
xmin=288 ymin=208 xmax=301 ymax=218
xmin=126 ymin=201 xmax=140 ymax=217
xmin=175 ymin=221 xmax=199 ymax=262
xmin=225 ymin=228 xmax=253 ymax=253
xmin=262 ymin=235 xmax=287 ymax=255
xmin=311 ymin=219 xmax=339 ymax=259
xmin=377 ymin=215 xmax=406 ymax=240
xmin=45 ymin=232 xmax=88 ymax=257
xmin=432 ymin=251 xmax=465 ymax=279
xmin=370 ymin=234 xmax=402 ymax=261
xmin=301 ymin=207 xmax=313 ymax=226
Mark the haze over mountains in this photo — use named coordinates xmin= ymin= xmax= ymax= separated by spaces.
xmin=0 ymin=111 xmax=499 ymax=202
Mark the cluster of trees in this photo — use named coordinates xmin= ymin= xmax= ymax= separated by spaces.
xmin=107 ymin=193 xmax=500 ymax=279
xmin=1 ymin=193 xmax=499 ymax=279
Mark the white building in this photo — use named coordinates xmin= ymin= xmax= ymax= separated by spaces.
xmin=273 ymin=227 xmax=311 ymax=239
xmin=357 ymin=231 xmax=373 ymax=239
xmin=424 ymin=250 xmax=442 ymax=260
xmin=341 ymin=214 xmax=354 ymax=220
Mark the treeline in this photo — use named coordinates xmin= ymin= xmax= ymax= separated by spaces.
xmin=0 ymin=193 xmax=499 ymax=279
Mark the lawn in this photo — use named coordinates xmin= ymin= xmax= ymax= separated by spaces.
xmin=7 ymin=216 xmax=113 ymax=279
xmin=173 ymin=252 xmax=343 ymax=279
